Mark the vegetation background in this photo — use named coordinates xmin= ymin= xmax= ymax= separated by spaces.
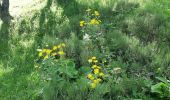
xmin=0 ymin=0 xmax=170 ymax=100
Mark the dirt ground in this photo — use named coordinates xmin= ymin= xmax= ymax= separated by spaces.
xmin=9 ymin=0 xmax=44 ymax=18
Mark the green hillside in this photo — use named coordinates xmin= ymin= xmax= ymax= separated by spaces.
xmin=0 ymin=0 xmax=170 ymax=100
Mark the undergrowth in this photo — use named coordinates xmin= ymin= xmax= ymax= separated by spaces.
xmin=0 ymin=0 xmax=170 ymax=100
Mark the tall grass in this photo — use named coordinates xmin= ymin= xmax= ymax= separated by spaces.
xmin=0 ymin=0 xmax=169 ymax=99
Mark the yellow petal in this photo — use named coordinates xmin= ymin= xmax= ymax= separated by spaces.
xmin=87 ymin=73 xmax=93 ymax=79
xmin=91 ymin=56 xmax=96 ymax=60
xmin=58 ymin=45 xmax=61 ymax=48
xmin=92 ymin=65 xmax=97 ymax=69
xmin=53 ymin=46 xmax=58 ymax=50
xmin=80 ymin=21 xmax=85 ymax=24
xmin=93 ymin=60 xmax=98 ymax=63
xmin=99 ymin=73 xmax=104 ymax=77
xmin=44 ymin=55 xmax=49 ymax=60
xmin=89 ymin=76 xmax=95 ymax=80
xmin=93 ymin=79 xmax=100 ymax=84
xmin=58 ymin=51 xmax=65 ymax=55
xmin=94 ymin=69 xmax=99 ymax=74
xmin=88 ymin=59 xmax=93 ymax=63
xmin=90 ymin=19 xmax=96 ymax=25
xmin=52 ymin=53 xmax=57 ymax=56
xmin=42 ymin=49 xmax=47 ymax=53
xmin=97 ymin=78 xmax=102 ymax=82
xmin=90 ymin=83 xmax=97 ymax=88
xmin=80 ymin=23 xmax=83 ymax=27
xmin=46 ymin=49 xmax=52 ymax=54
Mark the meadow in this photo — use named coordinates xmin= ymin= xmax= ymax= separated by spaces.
xmin=0 ymin=0 xmax=170 ymax=100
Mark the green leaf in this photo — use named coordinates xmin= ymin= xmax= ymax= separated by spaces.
xmin=151 ymin=82 xmax=165 ymax=94
xmin=151 ymin=82 xmax=169 ymax=98
xmin=156 ymin=77 xmax=168 ymax=84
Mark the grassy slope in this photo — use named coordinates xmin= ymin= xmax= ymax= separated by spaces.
xmin=0 ymin=0 xmax=45 ymax=100
xmin=0 ymin=0 xmax=169 ymax=99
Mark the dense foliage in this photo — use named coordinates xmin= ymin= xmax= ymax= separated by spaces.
xmin=0 ymin=0 xmax=170 ymax=100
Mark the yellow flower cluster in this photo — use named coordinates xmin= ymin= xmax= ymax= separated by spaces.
xmin=80 ymin=21 xmax=86 ymax=27
xmin=88 ymin=56 xmax=98 ymax=63
xmin=89 ymin=19 xmax=100 ymax=25
xmin=79 ymin=9 xmax=101 ymax=27
xmin=87 ymin=57 xmax=105 ymax=89
xmin=38 ymin=43 xmax=66 ymax=60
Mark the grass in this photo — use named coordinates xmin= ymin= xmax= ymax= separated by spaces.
xmin=0 ymin=21 xmax=39 ymax=100
xmin=0 ymin=0 xmax=170 ymax=99
xmin=0 ymin=3 xmax=42 ymax=99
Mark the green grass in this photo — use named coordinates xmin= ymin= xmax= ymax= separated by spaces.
xmin=0 ymin=19 xmax=39 ymax=100
xmin=0 ymin=0 xmax=170 ymax=99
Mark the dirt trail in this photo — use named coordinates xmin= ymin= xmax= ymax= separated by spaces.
xmin=9 ymin=0 xmax=44 ymax=18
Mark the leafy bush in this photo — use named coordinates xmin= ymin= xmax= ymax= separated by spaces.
xmin=34 ymin=5 xmax=169 ymax=99
xmin=151 ymin=77 xmax=170 ymax=99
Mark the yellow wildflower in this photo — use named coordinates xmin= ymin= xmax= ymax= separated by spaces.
xmin=90 ymin=19 xmax=96 ymax=24
xmin=92 ymin=65 xmax=98 ymax=69
xmin=96 ymin=66 xmax=101 ymax=69
xmin=97 ymin=78 xmax=102 ymax=82
xmin=93 ymin=60 xmax=98 ymax=63
xmin=53 ymin=46 xmax=58 ymax=50
xmin=96 ymin=21 xmax=99 ymax=25
xmin=88 ymin=59 xmax=93 ymax=63
xmin=87 ymin=73 xmax=93 ymax=78
xmin=80 ymin=21 xmax=85 ymax=24
xmin=58 ymin=50 xmax=65 ymax=55
xmin=87 ymin=73 xmax=95 ymax=80
xmin=93 ymin=79 xmax=100 ymax=84
xmin=90 ymin=83 xmax=97 ymax=89
xmin=80 ymin=23 xmax=83 ymax=27
xmin=99 ymin=72 xmax=105 ymax=77
xmin=90 ymin=19 xmax=99 ymax=25
xmin=46 ymin=49 xmax=52 ymax=54
xmin=94 ymin=68 xmax=99 ymax=74
xmin=91 ymin=56 xmax=96 ymax=60
xmin=94 ymin=11 xmax=100 ymax=16
xmin=44 ymin=55 xmax=49 ymax=60
xmin=58 ymin=45 xmax=61 ymax=48
xmin=89 ymin=76 xmax=95 ymax=80
xmin=52 ymin=53 xmax=57 ymax=56
xmin=80 ymin=21 xmax=85 ymax=27
xmin=42 ymin=49 xmax=47 ymax=53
